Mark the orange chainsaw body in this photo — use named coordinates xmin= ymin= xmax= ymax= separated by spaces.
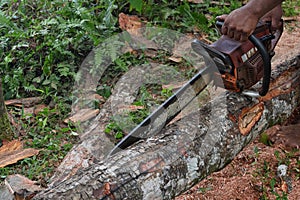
xmin=197 ymin=21 xmax=282 ymax=93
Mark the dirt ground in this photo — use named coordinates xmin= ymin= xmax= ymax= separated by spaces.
xmin=176 ymin=17 xmax=300 ymax=200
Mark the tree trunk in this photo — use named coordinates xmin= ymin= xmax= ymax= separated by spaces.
xmin=0 ymin=80 xmax=14 ymax=143
xmin=33 ymin=53 xmax=300 ymax=200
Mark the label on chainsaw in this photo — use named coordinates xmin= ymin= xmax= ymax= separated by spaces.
xmin=241 ymin=47 xmax=258 ymax=62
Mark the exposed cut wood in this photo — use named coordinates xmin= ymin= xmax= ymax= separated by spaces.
xmin=33 ymin=54 xmax=300 ymax=199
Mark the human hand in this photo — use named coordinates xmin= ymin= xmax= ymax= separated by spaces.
xmin=217 ymin=6 xmax=259 ymax=42
xmin=260 ymin=4 xmax=283 ymax=32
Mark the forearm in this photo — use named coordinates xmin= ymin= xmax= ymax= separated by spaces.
xmin=245 ymin=0 xmax=284 ymax=19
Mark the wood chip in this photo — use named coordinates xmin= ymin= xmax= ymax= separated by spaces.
xmin=162 ymin=82 xmax=185 ymax=90
xmin=5 ymin=97 xmax=42 ymax=108
xmin=186 ymin=0 xmax=204 ymax=3
xmin=168 ymin=56 xmax=182 ymax=63
xmin=0 ymin=140 xmax=22 ymax=155
xmin=118 ymin=105 xmax=144 ymax=112
xmin=64 ymin=109 xmax=100 ymax=124
xmin=0 ymin=140 xmax=39 ymax=168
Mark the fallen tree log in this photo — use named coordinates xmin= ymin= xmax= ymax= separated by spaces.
xmin=33 ymin=52 xmax=300 ymax=200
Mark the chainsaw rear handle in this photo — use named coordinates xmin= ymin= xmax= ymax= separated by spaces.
xmin=216 ymin=21 xmax=271 ymax=96
xmin=248 ymin=35 xmax=271 ymax=96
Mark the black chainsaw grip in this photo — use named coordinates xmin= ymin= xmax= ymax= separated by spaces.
xmin=249 ymin=35 xmax=271 ymax=96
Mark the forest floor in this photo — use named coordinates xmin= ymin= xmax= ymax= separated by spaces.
xmin=176 ymin=16 xmax=300 ymax=200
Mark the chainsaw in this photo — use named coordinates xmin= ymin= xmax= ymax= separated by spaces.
xmin=108 ymin=20 xmax=283 ymax=156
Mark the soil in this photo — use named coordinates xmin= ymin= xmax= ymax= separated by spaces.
xmin=175 ymin=17 xmax=300 ymax=200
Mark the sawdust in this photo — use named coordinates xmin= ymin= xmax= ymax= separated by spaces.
xmin=176 ymin=18 xmax=300 ymax=200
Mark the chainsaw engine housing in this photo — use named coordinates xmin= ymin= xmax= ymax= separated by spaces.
xmin=195 ymin=21 xmax=281 ymax=93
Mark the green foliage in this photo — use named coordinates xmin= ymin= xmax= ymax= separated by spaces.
xmin=0 ymin=0 xmax=118 ymax=99
xmin=141 ymin=0 xmax=209 ymax=32
xmin=259 ymin=132 xmax=272 ymax=146
xmin=0 ymin=105 xmax=78 ymax=183
xmin=129 ymin=0 xmax=143 ymax=13
xmin=251 ymin=147 xmax=298 ymax=200
xmin=282 ymin=0 xmax=300 ymax=17
xmin=105 ymin=120 xmax=124 ymax=140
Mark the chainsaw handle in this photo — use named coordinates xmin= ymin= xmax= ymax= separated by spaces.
xmin=248 ymin=35 xmax=271 ymax=96
xmin=216 ymin=20 xmax=271 ymax=96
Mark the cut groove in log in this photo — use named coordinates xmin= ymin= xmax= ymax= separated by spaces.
xmin=33 ymin=53 xmax=300 ymax=200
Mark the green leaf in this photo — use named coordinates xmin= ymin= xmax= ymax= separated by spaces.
xmin=0 ymin=11 xmax=22 ymax=33
xmin=42 ymin=79 xmax=51 ymax=85
xmin=51 ymin=82 xmax=57 ymax=90
xmin=259 ymin=132 xmax=272 ymax=146
xmin=129 ymin=0 xmax=143 ymax=13
xmin=115 ymin=132 xmax=123 ymax=139
xmin=32 ymin=77 xmax=41 ymax=83
xmin=104 ymin=127 xmax=111 ymax=134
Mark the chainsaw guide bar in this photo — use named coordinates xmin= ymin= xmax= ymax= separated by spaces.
xmin=108 ymin=20 xmax=283 ymax=156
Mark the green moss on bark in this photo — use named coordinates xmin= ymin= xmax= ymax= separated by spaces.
xmin=0 ymin=81 xmax=14 ymax=141
xmin=0 ymin=113 xmax=14 ymax=141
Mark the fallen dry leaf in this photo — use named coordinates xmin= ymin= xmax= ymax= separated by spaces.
xmin=118 ymin=13 xmax=144 ymax=35
xmin=281 ymin=181 xmax=288 ymax=193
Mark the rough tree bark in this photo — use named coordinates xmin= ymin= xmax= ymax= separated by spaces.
xmin=33 ymin=53 xmax=300 ymax=200
xmin=0 ymin=80 xmax=14 ymax=143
